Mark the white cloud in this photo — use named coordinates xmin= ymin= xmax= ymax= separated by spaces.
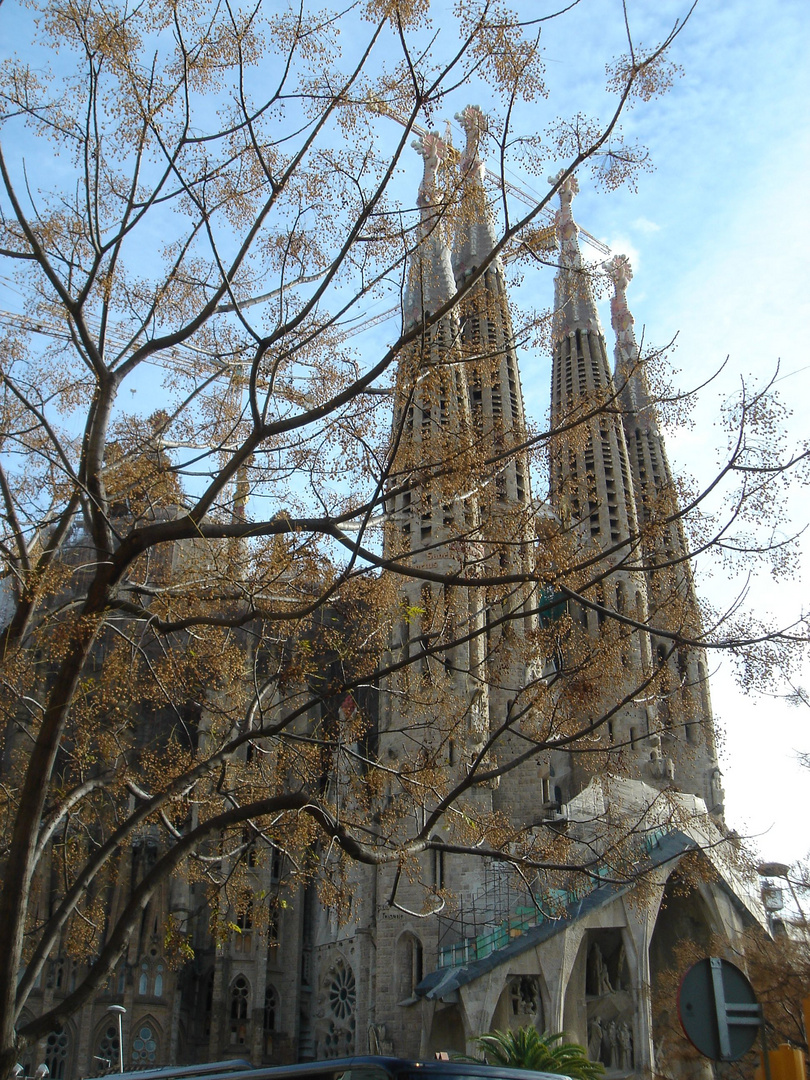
xmin=632 ymin=216 xmax=661 ymax=235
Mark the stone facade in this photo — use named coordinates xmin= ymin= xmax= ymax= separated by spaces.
xmin=15 ymin=111 xmax=763 ymax=1080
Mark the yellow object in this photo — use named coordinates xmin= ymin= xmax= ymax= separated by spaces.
xmin=755 ymin=1044 xmax=807 ymax=1080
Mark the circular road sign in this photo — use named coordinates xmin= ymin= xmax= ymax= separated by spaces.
xmin=678 ymin=957 xmax=761 ymax=1062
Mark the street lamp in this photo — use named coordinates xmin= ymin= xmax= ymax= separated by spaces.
xmin=106 ymin=1005 xmax=126 ymax=1073
xmin=757 ymin=862 xmax=808 ymax=934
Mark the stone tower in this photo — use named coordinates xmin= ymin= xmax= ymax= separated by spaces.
xmin=545 ymin=172 xmax=723 ymax=811
xmin=547 ymin=171 xmax=659 ymax=795
xmin=451 ymin=105 xmax=542 ymax=783
xmin=370 ymin=131 xmax=497 ymax=1054
xmin=381 ymin=129 xmax=490 ymax=752
xmin=608 ymin=254 xmax=724 ymax=814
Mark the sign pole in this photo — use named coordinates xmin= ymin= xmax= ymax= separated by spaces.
xmin=760 ymin=1018 xmax=773 ymax=1080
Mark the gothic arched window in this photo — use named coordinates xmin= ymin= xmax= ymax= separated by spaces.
xmin=396 ymin=933 xmax=423 ymax=1000
xmin=267 ymin=906 xmax=279 ymax=946
xmin=233 ymin=907 xmax=253 ymax=954
xmin=263 ymin=984 xmax=278 ymax=1057
xmin=46 ymin=959 xmax=64 ymax=989
xmin=96 ymin=1022 xmax=120 ymax=1072
xmin=131 ymin=1024 xmax=158 ymax=1065
xmin=264 ymin=985 xmax=278 ymax=1033
xmin=229 ymin=975 xmax=250 ymax=1045
xmin=323 ymin=961 xmax=356 ymax=1058
xmin=44 ymin=1029 xmax=70 ymax=1079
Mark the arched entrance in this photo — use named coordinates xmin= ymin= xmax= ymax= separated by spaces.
xmin=649 ymin=874 xmax=718 ymax=1080
xmin=427 ymin=1004 xmax=466 ymax=1056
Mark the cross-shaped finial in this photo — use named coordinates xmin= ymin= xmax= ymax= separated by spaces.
xmin=413 ymin=131 xmax=446 ymax=207
xmin=456 ymin=104 xmax=488 ymax=182
xmin=607 ymin=254 xmax=636 ymax=349
xmin=549 ymin=170 xmax=581 ymax=266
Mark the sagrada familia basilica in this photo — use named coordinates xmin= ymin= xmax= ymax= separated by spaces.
xmin=15 ymin=106 xmax=764 ymax=1079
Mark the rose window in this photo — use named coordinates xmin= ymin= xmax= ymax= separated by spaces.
xmin=328 ymin=962 xmax=356 ymax=1022
xmin=97 ymin=1025 xmax=120 ymax=1070
xmin=131 ymin=1025 xmax=157 ymax=1064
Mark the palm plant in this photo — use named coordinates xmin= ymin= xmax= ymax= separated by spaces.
xmin=474 ymin=1027 xmax=605 ymax=1080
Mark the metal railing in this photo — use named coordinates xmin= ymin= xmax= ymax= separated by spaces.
xmin=437 ymin=827 xmax=672 ymax=969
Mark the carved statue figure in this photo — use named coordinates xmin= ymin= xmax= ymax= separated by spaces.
xmin=512 ymin=975 xmax=539 ymax=1017
xmin=614 ymin=942 xmax=627 ymax=991
xmin=588 ymin=942 xmax=612 ymax=997
xmin=368 ymin=1023 xmax=393 ymax=1055
xmin=618 ymin=1021 xmax=633 ymax=1071
xmin=605 ymin=1019 xmax=618 ymax=1069
xmin=588 ymin=1017 xmax=603 ymax=1062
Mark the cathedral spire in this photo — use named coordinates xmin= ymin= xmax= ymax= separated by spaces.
xmin=414 ymin=130 xmax=445 ymax=237
xmin=384 ymin=133 xmax=490 ymax=765
xmin=608 ymin=253 xmax=653 ymax=416
xmin=608 ymin=253 xmax=666 ymax=484
xmin=608 ymin=254 xmax=637 ymax=359
xmin=403 ymin=133 xmax=457 ymax=328
xmin=458 ymin=103 xmax=487 ymax=183
xmin=452 ymin=104 xmax=499 ymax=280
xmin=447 ymin=104 xmax=536 ymax=688
xmin=389 ymin=135 xmax=479 ymax=574
xmin=547 ymin=173 xmax=655 ymax=778
xmin=449 ymin=106 xmax=531 ymax=512
xmin=550 ymin=170 xmax=601 ymax=342
xmin=607 ymin=256 xmax=724 ymax=815
xmin=554 ymin=170 xmax=582 ymax=269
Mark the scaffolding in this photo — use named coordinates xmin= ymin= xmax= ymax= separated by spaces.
xmin=434 ymin=828 xmax=673 ymax=969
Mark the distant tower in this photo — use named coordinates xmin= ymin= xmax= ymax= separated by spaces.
xmin=609 ymin=255 xmax=724 ymax=815
xmin=547 ymin=172 xmax=661 ymax=792
xmin=373 ymin=131 xmax=496 ymax=1055
xmin=382 ymin=131 xmax=489 ymax=740
xmin=451 ymin=106 xmax=541 ymax=747
xmin=452 ymin=106 xmax=533 ymax=525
